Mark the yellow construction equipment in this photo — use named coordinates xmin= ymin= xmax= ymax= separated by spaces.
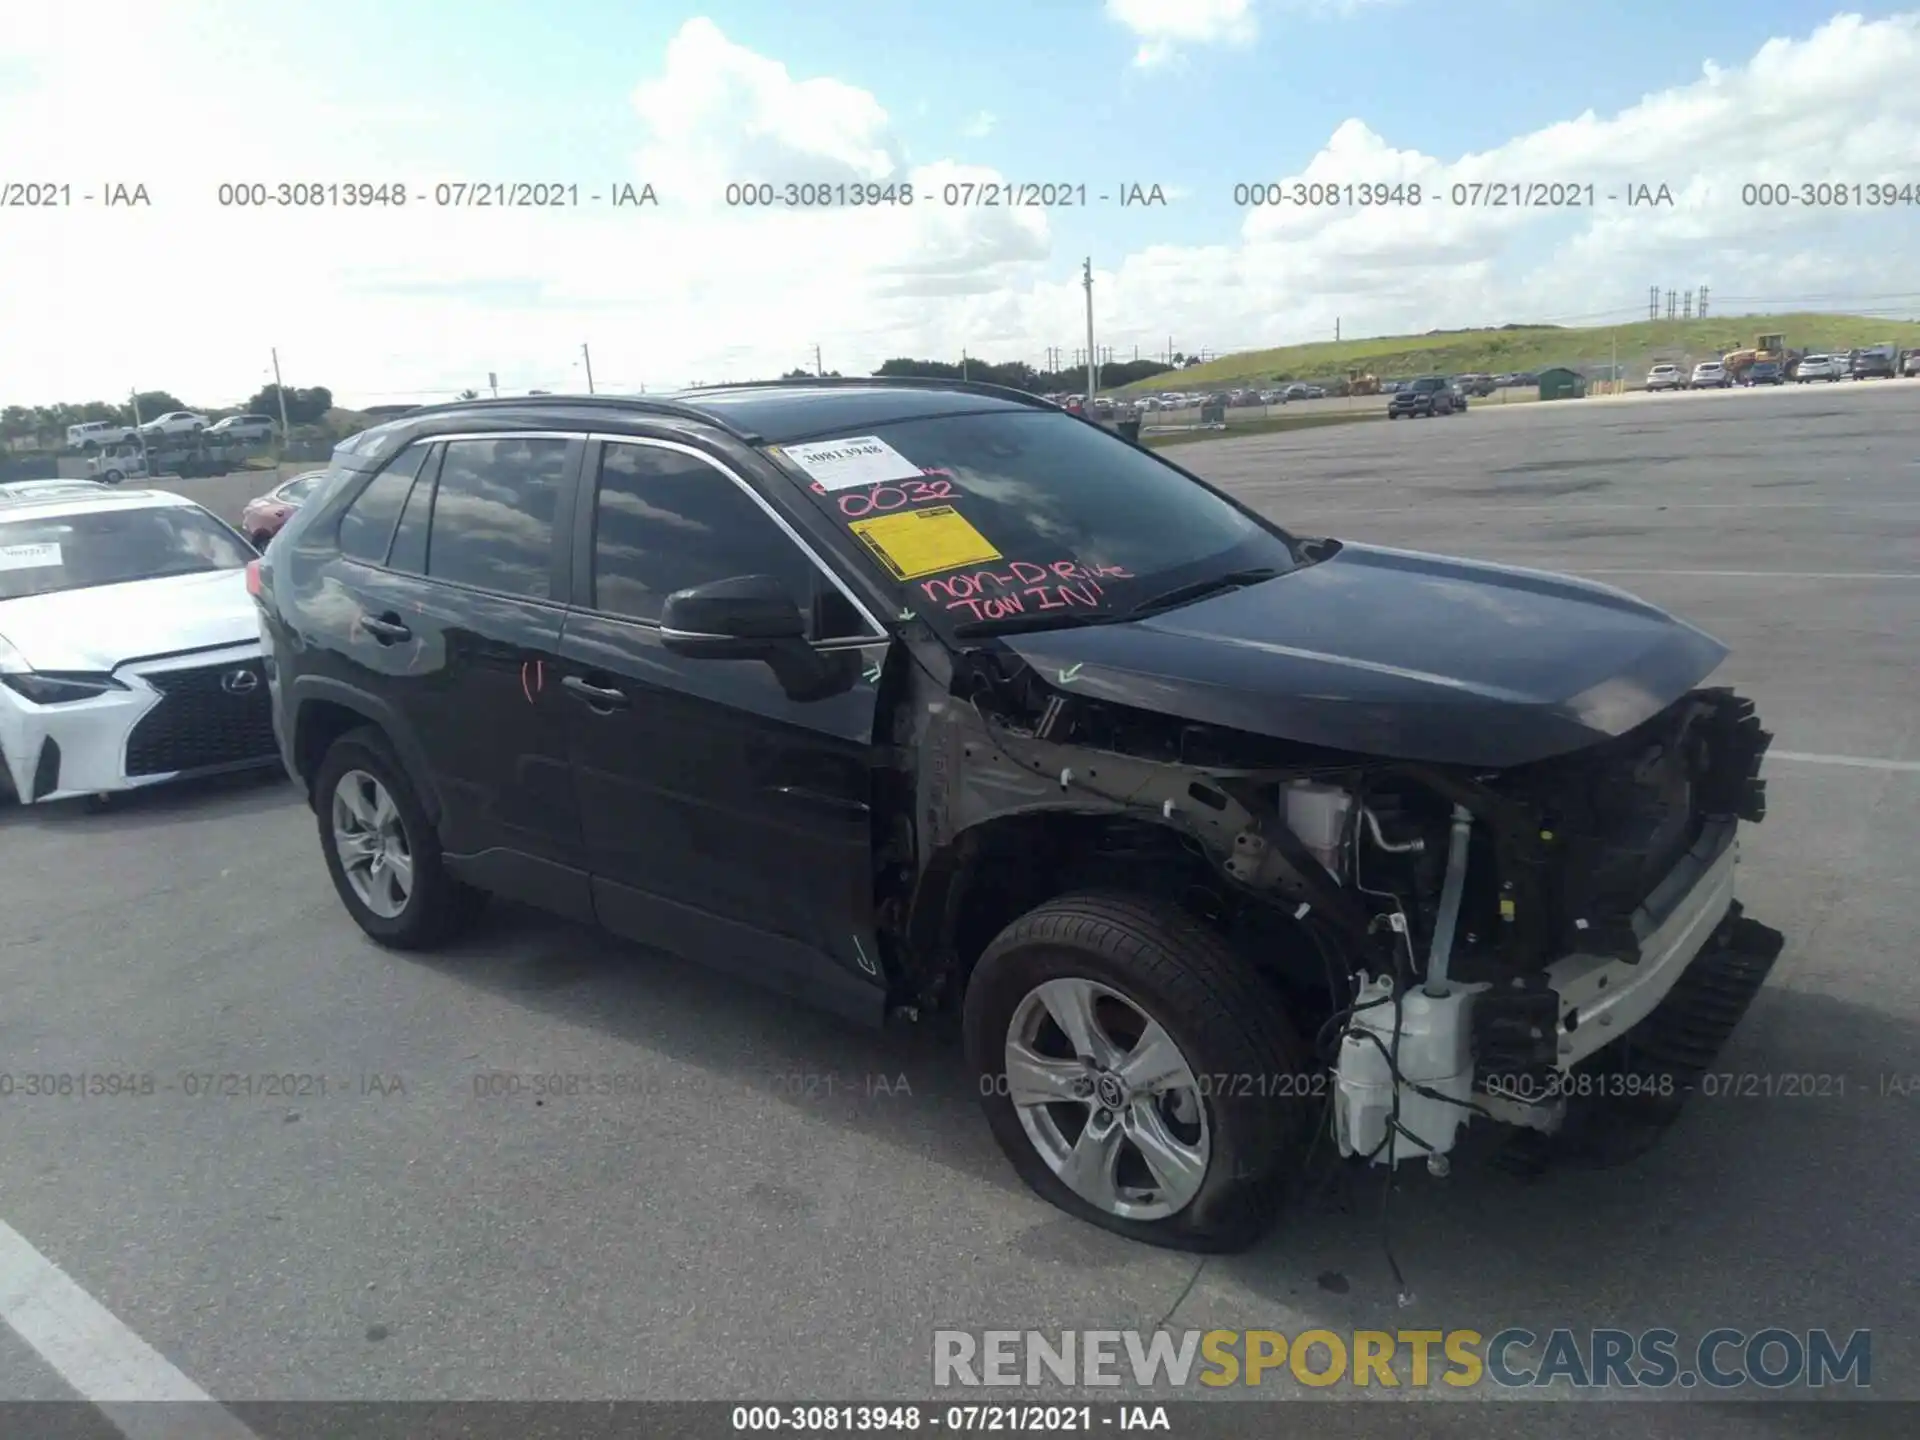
xmin=1724 ymin=333 xmax=1787 ymax=382
xmin=1347 ymin=370 xmax=1380 ymax=396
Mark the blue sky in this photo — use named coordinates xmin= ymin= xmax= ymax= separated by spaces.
xmin=287 ymin=0 xmax=1915 ymax=260
xmin=6 ymin=2 xmax=1920 ymax=403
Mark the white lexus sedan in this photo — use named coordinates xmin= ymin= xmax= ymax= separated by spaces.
xmin=0 ymin=488 xmax=278 ymax=806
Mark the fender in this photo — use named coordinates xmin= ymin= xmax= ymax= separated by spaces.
xmin=288 ymin=673 xmax=445 ymax=824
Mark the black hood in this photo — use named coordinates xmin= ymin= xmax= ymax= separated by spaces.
xmin=996 ymin=541 xmax=1728 ymax=768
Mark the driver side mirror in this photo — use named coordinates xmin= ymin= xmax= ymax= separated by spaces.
xmin=659 ymin=574 xmax=864 ymax=702
xmin=659 ymin=574 xmax=806 ymax=659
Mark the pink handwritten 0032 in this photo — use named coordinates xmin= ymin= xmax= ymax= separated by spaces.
xmin=836 ymin=475 xmax=954 ymax=518
xmin=921 ymin=560 xmax=1134 ymax=621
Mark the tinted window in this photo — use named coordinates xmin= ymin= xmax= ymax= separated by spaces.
xmin=337 ymin=445 xmax=429 ymax=562
xmin=771 ymin=410 xmax=1295 ymax=633
xmin=385 ymin=447 xmax=439 ymax=575
xmin=0 ymin=506 xmax=253 ymax=600
xmin=279 ymin=473 xmax=324 ymax=503
xmin=591 ymin=442 xmax=840 ymax=630
xmin=425 ymin=437 xmax=568 ymax=599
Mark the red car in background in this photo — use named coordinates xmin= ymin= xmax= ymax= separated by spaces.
xmin=239 ymin=470 xmax=328 ymax=547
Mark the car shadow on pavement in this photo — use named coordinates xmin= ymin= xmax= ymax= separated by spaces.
xmin=382 ymin=900 xmax=1920 ymax=1355
xmin=402 ymin=901 xmax=1017 ymax=1193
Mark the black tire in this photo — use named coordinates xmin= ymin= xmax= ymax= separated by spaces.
xmin=102 ymin=469 xmax=124 ymax=484
xmin=963 ymin=892 xmax=1310 ymax=1253
xmin=313 ymin=725 xmax=486 ymax=949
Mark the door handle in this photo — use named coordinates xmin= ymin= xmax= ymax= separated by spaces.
xmin=562 ymin=675 xmax=630 ymax=709
xmin=359 ymin=613 xmax=410 ymax=643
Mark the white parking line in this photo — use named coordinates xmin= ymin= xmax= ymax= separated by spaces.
xmin=1770 ymin=751 xmax=1920 ymax=774
xmin=0 ymin=1218 xmax=260 ymax=1439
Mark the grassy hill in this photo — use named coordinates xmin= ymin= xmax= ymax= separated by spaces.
xmin=1118 ymin=313 xmax=1920 ymax=393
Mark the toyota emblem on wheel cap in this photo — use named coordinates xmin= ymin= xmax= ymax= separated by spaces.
xmin=220 ymin=668 xmax=259 ymax=694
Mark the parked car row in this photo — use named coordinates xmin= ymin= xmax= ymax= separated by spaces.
xmin=64 ymin=412 xmax=279 ymax=452
xmin=1644 ymin=346 xmax=1913 ymax=392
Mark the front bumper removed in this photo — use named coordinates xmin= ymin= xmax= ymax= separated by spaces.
xmin=1488 ymin=904 xmax=1786 ymax=1174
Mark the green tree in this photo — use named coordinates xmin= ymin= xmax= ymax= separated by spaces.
xmin=245 ymin=383 xmax=334 ymax=425
xmin=131 ymin=390 xmax=186 ymax=419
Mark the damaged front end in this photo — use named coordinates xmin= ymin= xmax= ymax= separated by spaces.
xmin=898 ymin=637 xmax=1782 ymax=1174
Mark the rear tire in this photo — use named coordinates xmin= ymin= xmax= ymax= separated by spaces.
xmin=314 ymin=726 xmax=486 ymax=949
xmin=964 ymin=893 xmax=1311 ymax=1253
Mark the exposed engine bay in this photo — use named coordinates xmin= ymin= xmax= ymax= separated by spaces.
xmin=894 ymin=639 xmax=1779 ymax=1172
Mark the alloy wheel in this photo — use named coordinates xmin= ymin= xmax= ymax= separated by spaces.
xmin=331 ymin=769 xmax=414 ymax=919
xmin=1004 ymin=977 xmax=1211 ymax=1221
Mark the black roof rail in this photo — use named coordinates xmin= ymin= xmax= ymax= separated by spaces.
xmin=395 ymin=392 xmax=770 ymax=443
xmin=677 ymin=376 xmax=1060 ymax=410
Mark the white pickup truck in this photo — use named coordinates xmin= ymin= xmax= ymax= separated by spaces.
xmin=66 ymin=420 xmax=140 ymax=450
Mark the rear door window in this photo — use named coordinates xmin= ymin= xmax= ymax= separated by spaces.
xmin=337 ymin=444 xmax=430 ymax=563
xmin=424 ymin=437 xmax=569 ymax=599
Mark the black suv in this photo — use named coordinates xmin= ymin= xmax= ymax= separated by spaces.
xmin=255 ymin=381 xmax=1778 ymax=1251
xmin=1850 ymin=347 xmax=1896 ymax=380
xmin=1387 ymin=376 xmax=1456 ymax=418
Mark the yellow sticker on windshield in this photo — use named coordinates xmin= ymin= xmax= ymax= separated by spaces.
xmin=849 ymin=506 xmax=1000 ymax=581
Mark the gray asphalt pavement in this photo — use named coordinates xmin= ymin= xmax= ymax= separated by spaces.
xmin=1 ymin=380 xmax=1915 ymax=1428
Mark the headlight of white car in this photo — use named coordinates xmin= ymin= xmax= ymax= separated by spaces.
xmin=0 ymin=671 xmax=128 ymax=704
xmin=0 ymin=637 xmax=127 ymax=702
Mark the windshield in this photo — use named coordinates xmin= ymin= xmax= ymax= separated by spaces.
xmin=766 ymin=409 xmax=1296 ymax=633
xmin=0 ymin=505 xmax=254 ymax=601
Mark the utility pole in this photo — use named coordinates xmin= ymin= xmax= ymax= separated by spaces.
xmin=1610 ymin=332 xmax=1618 ymax=395
xmin=1698 ymin=285 xmax=1709 ymax=319
xmin=1082 ymin=257 xmax=1097 ymax=400
xmin=962 ymin=349 xmax=970 ymax=380
xmin=814 ymin=343 xmax=824 ymax=376
xmin=1335 ymin=317 xmax=1341 ymax=342
xmin=581 ymin=343 xmax=596 ymax=394
xmin=488 ymin=371 xmax=498 ymax=398
xmin=269 ymin=348 xmax=291 ymax=454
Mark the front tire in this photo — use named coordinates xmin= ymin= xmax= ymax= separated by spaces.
xmin=314 ymin=726 xmax=485 ymax=949
xmin=964 ymin=893 xmax=1310 ymax=1253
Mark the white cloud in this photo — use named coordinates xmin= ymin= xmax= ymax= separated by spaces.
xmin=1106 ymin=0 xmax=1258 ymax=67
xmin=4 ymin=9 xmax=1920 ymax=408
xmin=961 ymin=111 xmax=997 ymax=138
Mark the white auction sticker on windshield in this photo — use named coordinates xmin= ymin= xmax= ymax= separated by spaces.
xmin=0 ymin=542 xmax=62 ymax=570
xmin=778 ymin=435 xmax=925 ymax=492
